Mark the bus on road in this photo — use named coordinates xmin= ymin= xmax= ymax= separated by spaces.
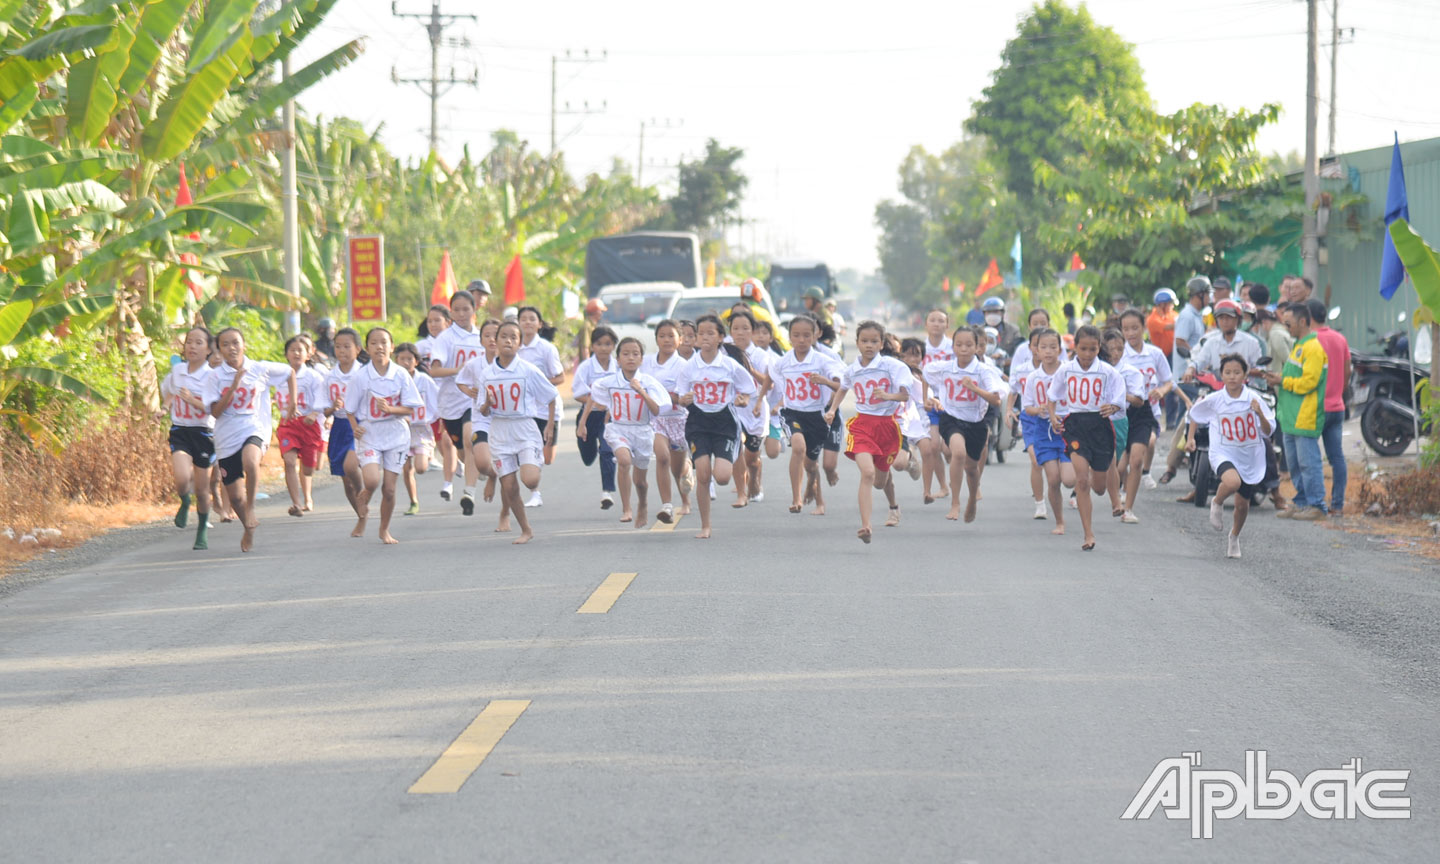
xmin=766 ymin=259 xmax=836 ymax=318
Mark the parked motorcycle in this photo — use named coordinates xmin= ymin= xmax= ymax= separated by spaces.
xmin=1352 ymin=352 xmax=1431 ymax=456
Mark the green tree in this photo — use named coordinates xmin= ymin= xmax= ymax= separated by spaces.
xmin=1033 ymin=99 xmax=1283 ymax=294
xmin=648 ymin=138 xmax=747 ymax=245
xmin=874 ymin=200 xmax=934 ymax=311
xmin=966 ymin=0 xmax=1150 ymax=202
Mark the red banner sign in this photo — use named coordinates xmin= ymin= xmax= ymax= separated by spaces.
xmin=347 ymin=235 xmax=386 ymax=322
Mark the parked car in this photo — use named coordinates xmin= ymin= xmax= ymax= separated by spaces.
xmin=596 ymin=281 xmax=687 ymax=353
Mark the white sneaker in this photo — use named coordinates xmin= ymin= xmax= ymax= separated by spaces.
xmin=600 ymin=492 xmax=614 ymax=510
xmin=440 ymin=483 xmax=453 ymax=501
xmin=1033 ymin=500 xmax=1047 ymax=520
xmin=524 ymin=490 xmax=543 ymax=508
xmin=429 ymin=459 xmax=443 ymax=471
xmin=1226 ymin=533 xmax=1242 ymax=559
xmin=1067 ymin=495 xmax=1077 ymax=510
xmin=657 ymin=503 xmax=674 ymax=523
xmin=1209 ymin=499 xmax=1224 ymax=532
xmin=709 ymin=479 xmax=717 ymax=500
xmin=906 ymin=456 xmax=921 ymax=480
xmin=1121 ymin=510 xmax=1139 ymax=524
xmin=1142 ymin=474 xmax=1158 ymax=490
xmin=751 ymin=491 xmax=765 ymax=503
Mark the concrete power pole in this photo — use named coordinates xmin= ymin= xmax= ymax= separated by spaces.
xmin=1302 ymin=0 xmax=1320 ymax=285
xmin=391 ymin=1 xmax=477 ymax=154
xmin=637 ymin=118 xmax=681 ymax=185
xmin=1328 ymin=0 xmax=1338 ymax=156
xmin=550 ymin=50 xmax=606 ymax=155
xmin=281 ymin=55 xmax=300 ymax=336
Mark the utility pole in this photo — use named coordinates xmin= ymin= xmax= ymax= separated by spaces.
xmin=550 ymin=50 xmax=606 ymax=154
xmin=637 ymin=118 xmax=681 ymax=185
xmin=1324 ymin=1 xmax=1355 ymax=156
xmin=391 ymin=1 xmax=477 ymax=154
xmin=1302 ymin=0 xmax=1320 ymax=285
xmin=281 ymin=55 xmax=299 ymax=336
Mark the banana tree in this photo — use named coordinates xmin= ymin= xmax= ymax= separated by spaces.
xmin=1387 ymin=219 xmax=1440 ymax=414
xmin=0 ymin=0 xmax=360 ymax=418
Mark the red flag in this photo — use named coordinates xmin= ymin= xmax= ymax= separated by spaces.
xmin=176 ymin=163 xmax=202 ymax=298
xmin=1069 ymin=252 xmax=1086 ymax=272
xmin=504 ymin=254 xmax=525 ymax=305
xmin=430 ymin=250 xmax=458 ymax=307
xmin=976 ymin=258 xmax=1003 ymax=296
xmin=941 ymin=277 xmax=950 ymax=293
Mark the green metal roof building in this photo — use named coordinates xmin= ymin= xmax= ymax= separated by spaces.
xmin=1225 ymin=135 xmax=1440 ymax=353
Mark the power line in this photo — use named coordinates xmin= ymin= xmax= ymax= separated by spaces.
xmin=390 ymin=1 xmax=478 ymax=154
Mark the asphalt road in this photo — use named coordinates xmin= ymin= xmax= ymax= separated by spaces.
xmin=1 ymin=433 xmax=1437 ymax=863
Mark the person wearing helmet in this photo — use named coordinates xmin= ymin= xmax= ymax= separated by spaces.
xmin=1186 ymin=299 xmax=1262 ymax=380
xmin=1174 ymin=277 xmax=1210 ymax=377
xmin=802 ymin=285 xmax=834 ymax=329
xmin=467 ymin=279 xmax=492 ymax=313
xmin=313 ymin=318 xmax=337 ymax=366
xmin=575 ymin=296 xmax=607 ymax=364
xmin=981 ymin=296 xmax=1022 ymax=357
xmin=727 ymin=279 xmax=790 ymax=351
xmin=1146 ymin=288 xmax=1180 ymax=429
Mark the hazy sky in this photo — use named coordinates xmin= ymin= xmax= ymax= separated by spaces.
xmin=296 ymin=0 xmax=1440 ymax=275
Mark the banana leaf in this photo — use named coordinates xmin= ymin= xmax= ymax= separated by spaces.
xmin=3 ymin=365 xmax=108 ymax=403
xmin=1388 ymin=219 xmax=1440 ymax=318
xmin=65 ymin=15 xmax=135 ymax=144
xmin=10 ymin=23 xmax=113 ymax=60
xmin=0 ymin=297 xmax=30 ymax=345
xmin=141 ymin=27 xmax=253 ymax=162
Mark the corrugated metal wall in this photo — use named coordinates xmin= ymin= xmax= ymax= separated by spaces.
xmin=1319 ymin=136 xmax=1440 ymax=355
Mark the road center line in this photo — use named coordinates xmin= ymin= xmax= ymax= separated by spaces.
xmin=408 ymin=699 xmax=531 ymax=794
xmin=578 ymin=572 xmax=637 ymax=614
xmin=650 ymin=515 xmax=681 ymax=532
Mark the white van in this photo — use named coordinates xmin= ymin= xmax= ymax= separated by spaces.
xmin=597 ymin=284 xmax=781 ymax=352
xmin=596 ymin=282 xmax=687 ymax=353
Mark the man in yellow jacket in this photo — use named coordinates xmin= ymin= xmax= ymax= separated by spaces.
xmin=1264 ymin=302 xmax=1328 ymax=519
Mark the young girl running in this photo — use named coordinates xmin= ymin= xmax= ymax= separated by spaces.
xmin=920 ymin=309 xmax=955 ymax=503
xmin=161 ymin=326 xmax=216 ymax=549
xmin=676 ymin=314 xmax=758 ymax=539
xmin=1102 ymin=329 xmax=1147 ymax=523
xmin=727 ymin=310 xmax=773 ymax=508
xmin=824 ymin=321 xmax=911 ymax=543
xmin=641 ymin=319 xmax=693 ymax=520
xmin=924 ymin=326 xmax=1008 ymax=523
xmin=578 ymin=337 xmax=672 ymax=527
xmin=754 ymin=320 xmax=787 ymax=462
xmin=325 ymin=328 xmax=367 ymax=524
xmin=395 ymin=342 xmax=439 ymax=516
xmin=343 ymin=328 xmax=422 ymax=544
xmin=1046 ymin=325 xmax=1126 ymax=551
xmin=898 ymin=339 xmax=933 ymax=484
xmin=1021 ymin=329 xmax=1076 ymax=534
xmin=416 ymin=304 xmax=455 ymax=479
xmin=455 ymin=319 xmax=503 ymax=517
xmin=1187 ymin=355 xmax=1275 ymax=559
xmin=206 ymin=328 xmax=297 ymax=553
xmin=772 ymin=315 xmax=845 ymax=515
xmin=516 ymin=306 xmax=566 ymax=476
xmin=1118 ymin=308 xmax=1173 ymax=502
xmin=1006 ymin=329 xmax=1048 ymax=519
xmin=204 ymin=342 xmax=234 ymax=525
xmin=275 ymin=335 xmax=326 ymax=518
xmin=427 ymin=291 xmax=483 ymax=514
xmin=479 ymin=320 xmax=559 ymax=544
xmin=571 ymin=326 xmax=620 ymax=509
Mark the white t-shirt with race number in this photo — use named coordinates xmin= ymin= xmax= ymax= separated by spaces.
xmin=205 ymin=360 xmax=293 ymax=458
xmin=1188 ymin=387 xmax=1275 ymax=484
xmin=1046 ymin=357 xmax=1127 ymax=419
xmin=161 ymin=362 xmax=216 ymax=429
xmin=771 ymin=348 xmax=845 ymax=413
xmin=842 ymin=355 xmax=914 ymax=418
xmin=344 ymin=361 xmax=424 ymax=454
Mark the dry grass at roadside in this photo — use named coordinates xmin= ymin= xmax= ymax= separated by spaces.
xmin=0 ymin=418 xmax=286 ymax=574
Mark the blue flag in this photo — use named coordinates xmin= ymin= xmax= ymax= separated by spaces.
xmin=1379 ymin=132 xmax=1409 ymax=300
xmin=1010 ymin=231 xmax=1022 ymax=285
